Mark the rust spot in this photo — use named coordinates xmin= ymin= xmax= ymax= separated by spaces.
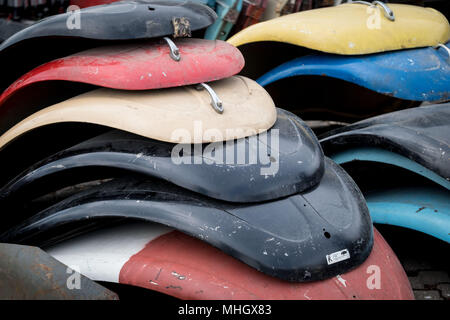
xmin=172 ymin=17 xmax=191 ymax=38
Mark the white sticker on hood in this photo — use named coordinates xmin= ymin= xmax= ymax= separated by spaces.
xmin=326 ymin=249 xmax=350 ymax=265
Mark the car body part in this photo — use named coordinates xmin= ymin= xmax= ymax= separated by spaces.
xmin=320 ymin=105 xmax=450 ymax=242
xmin=0 ymin=76 xmax=277 ymax=145
xmin=0 ymin=242 xmax=118 ymax=299
xmin=365 ymin=186 xmax=450 ymax=243
xmin=46 ymin=221 xmax=413 ymax=300
xmin=227 ymin=3 xmax=450 ymax=54
xmin=0 ymin=108 xmax=324 ymax=203
xmin=257 ymin=43 xmax=450 ymax=103
xmin=0 ymin=38 xmax=244 ymax=133
xmin=329 ymin=147 xmax=449 ymax=190
xmin=0 ymin=0 xmax=217 ymax=91
xmin=0 ymin=157 xmax=373 ymax=282
xmin=320 ymin=103 xmax=450 ymax=186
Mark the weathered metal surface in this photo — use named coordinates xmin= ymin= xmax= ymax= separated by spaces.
xmin=1 ymin=157 xmax=373 ymax=283
xmin=228 ymin=3 xmax=450 ymax=54
xmin=2 ymin=39 xmax=243 ymax=94
xmin=365 ymin=186 xmax=450 ymax=243
xmin=0 ymin=109 xmax=324 ymax=203
xmin=0 ymin=243 xmax=118 ymax=300
xmin=0 ymin=76 xmax=276 ymax=145
xmin=320 ymin=103 xmax=450 ymax=183
xmin=0 ymin=0 xmax=217 ymax=92
xmin=257 ymin=43 xmax=450 ymax=102
xmin=47 ymin=222 xmax=412 ymax=300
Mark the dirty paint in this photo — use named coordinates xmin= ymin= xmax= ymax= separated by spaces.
xmin=0 ymin=38 xmax=244 ymax=110
xmin=47 ymin=221 xmax=412 ymax=299
xmin=117 ymin=227 xmax=412 ymax=299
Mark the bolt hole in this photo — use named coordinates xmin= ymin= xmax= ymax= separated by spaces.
xmin=148 ymin=6 xmax=155 ymax=10
xmin=324 ymin=232 xmax=331 ymax=239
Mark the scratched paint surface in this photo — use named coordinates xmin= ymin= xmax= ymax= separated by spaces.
xmin=0 ymin=38 xmax=244 ymax=108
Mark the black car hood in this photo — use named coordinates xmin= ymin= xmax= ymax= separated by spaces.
xmin=320 ymin=103 xmax=450 ymax=181
xmin=0 ymin=109 xmax=325 ymax=203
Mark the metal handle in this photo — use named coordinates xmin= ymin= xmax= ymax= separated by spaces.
xmin=351 ymin=1 xmax=395 ymax=21
xmin=434 ymin=43 xmax=450 ymax=62
xmin=372 ymin=1 xmax=394 ymax=21
xmin=196 ymin=83 xmax=224 ymax=114
xmin=163 ymin=37 xmax=181 ymax=62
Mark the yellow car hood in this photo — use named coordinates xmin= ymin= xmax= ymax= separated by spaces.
xmin=228 ymin=3 xmax=450 ymax=55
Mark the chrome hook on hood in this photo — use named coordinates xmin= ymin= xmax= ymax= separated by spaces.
xmin=434 ymin=43 xmax=450 ymax=62
xmin=163 ymin=37 xmax=181 ymax=61
xmin=196 ymin=83 xmax=224 ymax=114
xmin=350 ymin=1 xmax=395 ymax=21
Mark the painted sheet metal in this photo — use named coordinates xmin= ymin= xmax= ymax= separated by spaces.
xmin=0 ymin=76 xmax=276 ymax=146
xmin=320 ymin=103 xmax=450 ymax=184
xmin=257 ymin=43 xmax=450 ymax=102
xmin=0 ymin=39 xmax=244 ymax=133
xmin=0 ymin=1 xmax=216 ymax=50
xmin=227 ymin=3 xmax=450 ymax=54
xmin=0 ymin=109 xmax=324 ymax=203
xmin=366 ymin=186 xmax=450 ymax=243
xmin=205 ymin=0 xmax=243 ymax=40
xmin=47 ymin=222 xmax=413 ymax=300
xmin=0 ymin=243 xmax=118 ymax=300
xmin=330 ymin=147 xmax=450 ymax=190
xmin=1 ymin=158 xmax=373 ymax=283
xmin=0 ymin=0 xmax=217 ymax=92
xmin=1 ymin=39 xmax=244 ymax=101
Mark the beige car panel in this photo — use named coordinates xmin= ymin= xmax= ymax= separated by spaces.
xmin=0 ymin=76 xmax=276 ymax=148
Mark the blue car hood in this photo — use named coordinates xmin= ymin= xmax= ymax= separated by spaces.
xmin=258 ymin=43 xmax=450 ymax=102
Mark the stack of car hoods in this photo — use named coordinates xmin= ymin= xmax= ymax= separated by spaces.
xmin=228 ymin=1 xmax=450 ymax=126
xmin=228 ymin=2 xmax=449 ymax=245
xmin=0 ymin=0 xmax=416 ymax=300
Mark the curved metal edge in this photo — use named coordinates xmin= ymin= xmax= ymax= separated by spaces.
xmin=329 ymin=147 xmax=450 ymax=190
xmin=366 ymin=187 xmax=450 ymax=243
xmin=196 ymin=83 xmax=224 ymax=113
